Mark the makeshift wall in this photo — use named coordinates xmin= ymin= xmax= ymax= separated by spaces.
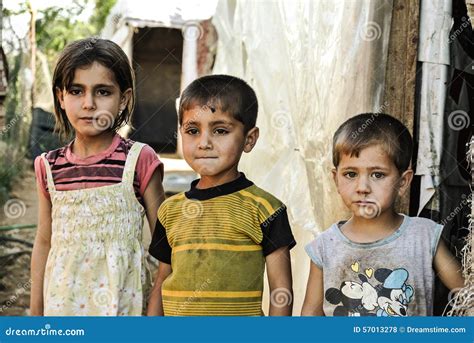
xmin=212 ymin=0 xmax=393 ymax=313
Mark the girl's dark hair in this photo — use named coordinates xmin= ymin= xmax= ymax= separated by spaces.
xmin=178 ymin=74 xmax=258 ymax=134
xmin=52 ymin=37 xmax=135 ymax=139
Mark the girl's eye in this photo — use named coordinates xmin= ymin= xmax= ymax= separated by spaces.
xmin=214 ymin=128 xmax=228 ymax=135
xmin=343 ymin=171 xmax=357 ymax=179
xmin=97 ymin=89 xmax=111 ymax=96
xmin=372 ymin=172 xmax=385 ymax=179
xmin=69 ymin=89 xmax=82 ymax=95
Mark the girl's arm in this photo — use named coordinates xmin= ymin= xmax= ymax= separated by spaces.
xmin=433 ymin=239 xmax=465 ymax=290
xmin=266 ymin=246 xmax=293 ymax=316
xmin=30 ymin=186 xmax=52 ymax=316
xmin=301 ymin=261 xmax=325 ymax=316
xmin=147 ymin=262 xmax=172 ymax=316
xmin=142 ymin=169 xmax=165 ymax=236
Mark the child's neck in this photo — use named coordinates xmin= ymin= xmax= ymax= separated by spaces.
xmin=72 ymin=131 xmax=115 ymax=158
xmin=341 ymin=210 xmax=404 ymax=243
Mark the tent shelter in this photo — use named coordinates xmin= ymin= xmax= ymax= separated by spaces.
xmin=102 ymin=0 xmax=218 ymax=154
xmin=103 ymin=0 xmax=473 ymax=314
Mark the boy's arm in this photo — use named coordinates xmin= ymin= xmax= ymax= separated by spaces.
xmin=143 ymin=169 xmax=165 ymax=236
xmin=301 ymin=262 xmax=324 ymax=316
xmin=30 ymin=186 xmax=52 ymax=316
xmin=147 ymin=262 xmax=172 ymax=316
xmin=433 ymin=239 xmax=465 ymax=290
xmin=266 ymin=246 xmax=293 ymax=316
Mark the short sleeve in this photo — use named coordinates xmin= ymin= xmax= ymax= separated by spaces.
xmin=431 ymin=223 xmax=444 ymax=257
xmin=135 ymin=144 xmax=164 ymax=196
xmin=34 ymin=156 xmax=50 ymax=200
xmin=305 ymin=236 xmax=324 ymax=269
xmin=260 ymin=207 xmax=296 ymax=256
xmin=149 ymin=218 xmax=172 ymax=264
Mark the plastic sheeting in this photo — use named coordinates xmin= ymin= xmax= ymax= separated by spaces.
xmin=212 ymin=0 xmax=393 ymax=312
xmin=416 ymin=0 xmax=452 ymax=214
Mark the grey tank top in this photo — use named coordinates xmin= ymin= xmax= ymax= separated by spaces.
xmin=305 ymin=215 xmax=443 ymax=316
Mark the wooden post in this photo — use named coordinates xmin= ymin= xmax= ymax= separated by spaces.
xmin=28 ymin=1 xmax=36 ymax=110
xmin=383 ymin=0 xmax=420 ymax=212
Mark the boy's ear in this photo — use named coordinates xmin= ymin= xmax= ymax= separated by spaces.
xmin=120 ymin=88 xmax=132 ymax=111
xmin=56 ymin=87 xmax=65 ymax=109
xmin=398 ymin=169 xmax=413 ymax=196
xmin=243 ymin=127 xmax=259 ymax=153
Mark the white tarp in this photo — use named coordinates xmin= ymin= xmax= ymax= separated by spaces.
xmin=416 ymin=0 xmax=452 ymax=214
xmin=102 ymin=0 xmax=218 ymax=58
xmin=212 ymin=0 xmax=393 ymax=312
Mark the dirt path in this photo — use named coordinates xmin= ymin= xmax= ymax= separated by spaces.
xmin=0 ymin=167 xmax=38 ymax=316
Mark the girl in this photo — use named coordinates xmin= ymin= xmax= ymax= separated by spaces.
xmin=30 ymin=38 xmax=165 ymax=316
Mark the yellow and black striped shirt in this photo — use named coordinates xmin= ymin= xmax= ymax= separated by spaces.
xmin=149 ymin=173 xmax=295 ymax=316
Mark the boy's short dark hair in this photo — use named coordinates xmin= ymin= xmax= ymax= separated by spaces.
xmin=178 ymin=75 xmax=258 ymax=133
xmin=332 ymin=113 xmax=413 ymax=172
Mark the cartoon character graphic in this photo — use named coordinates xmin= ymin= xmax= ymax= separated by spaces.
xmin=325 ymin=263 xmax=414 ymax=316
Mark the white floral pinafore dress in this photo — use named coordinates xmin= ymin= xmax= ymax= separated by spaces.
xmin=42 ymin=142 xmax=150 ymax=316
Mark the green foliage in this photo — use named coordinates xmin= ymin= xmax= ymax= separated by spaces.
xmin=0 ymin=0 xmax=117 ymax=205
xmin=89 ymin=0 xmax=118 ymax=33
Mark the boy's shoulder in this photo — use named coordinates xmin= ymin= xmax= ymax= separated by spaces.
xmin=160 ymin=192 xmax=187 ymax=208
xmin=237 ymin=183 xmax=286 ymax=213
xmin=158 ymin=182 xmax=286 ymax=220
xmin=404 ymin=215 xmax=442 ymax=231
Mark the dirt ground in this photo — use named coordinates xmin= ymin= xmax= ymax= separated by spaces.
xmin=0 ymin=167 xmax=37 ymax=316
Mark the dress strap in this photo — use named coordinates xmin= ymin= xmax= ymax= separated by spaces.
xmin=40 ymin=153 xmax=56 ymax=192
xmin=122 ymin=142 xmax=145 ymax=187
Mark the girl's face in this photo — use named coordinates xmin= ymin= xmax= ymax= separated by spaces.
xmin=56 ymin=61 xmax=131 ymax=139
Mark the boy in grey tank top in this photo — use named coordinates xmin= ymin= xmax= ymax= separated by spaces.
xmin=301 ymin=113 xmax=464 ymax=316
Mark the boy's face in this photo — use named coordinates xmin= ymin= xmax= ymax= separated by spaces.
xmin=332 ymin=144 xmax=413 ymax=220
xmin=180 ymin=105 xmax=259 ymax=189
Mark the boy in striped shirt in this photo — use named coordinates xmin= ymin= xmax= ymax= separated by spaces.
xmin=147 ymin=75 xmax=296 ymax=316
